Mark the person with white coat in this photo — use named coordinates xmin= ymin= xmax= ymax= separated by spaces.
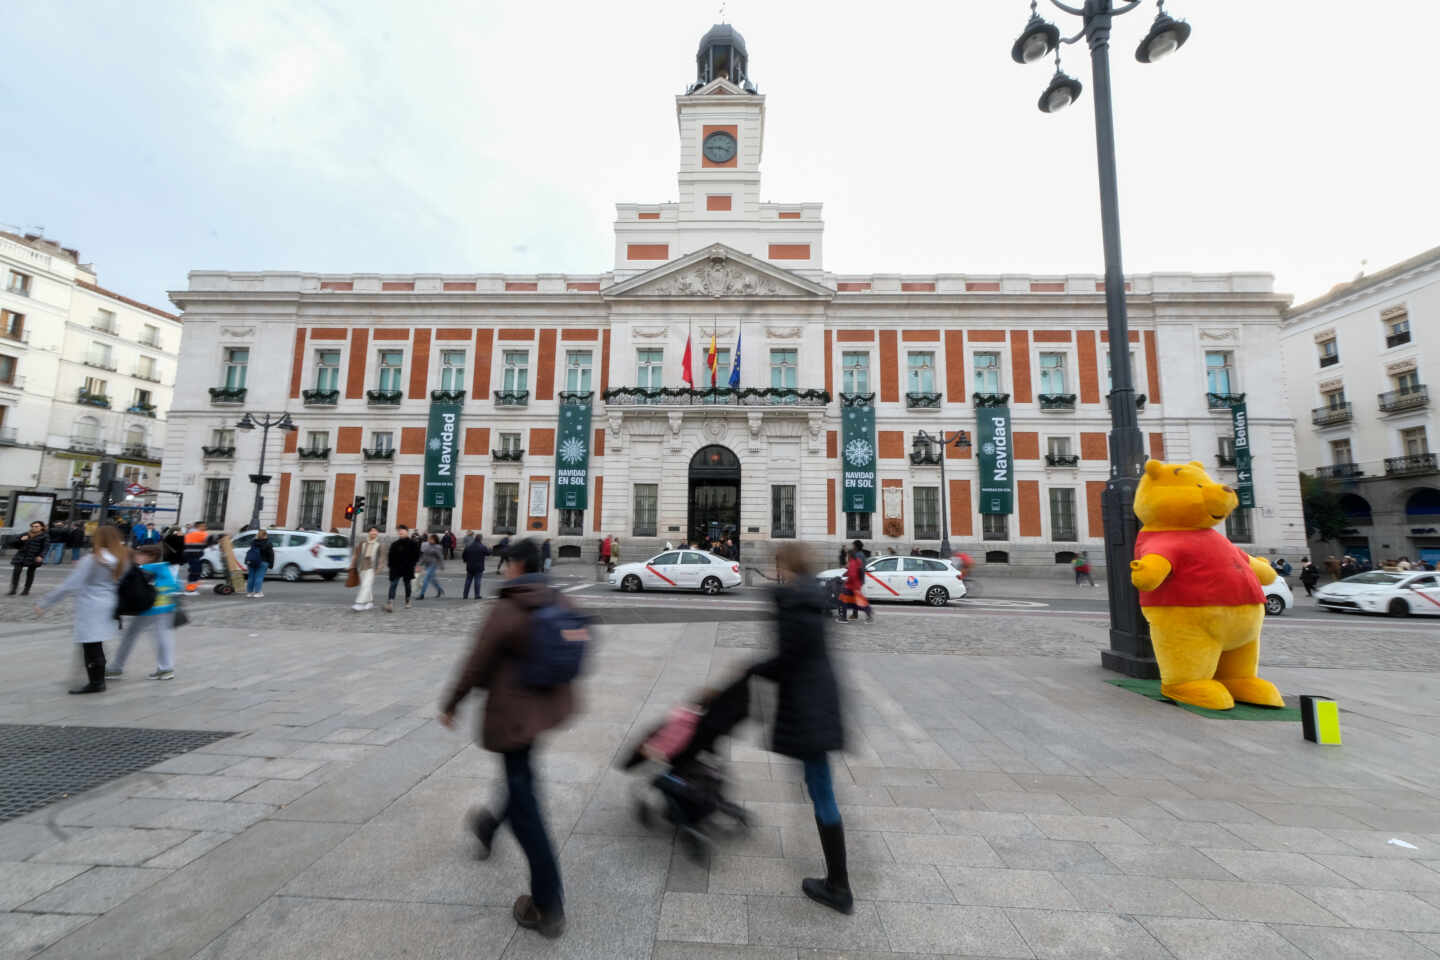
xmin=352 ymin=526 xmax=382 ymax=611
xmin=35 ymin=524 xmax=127 ymax=694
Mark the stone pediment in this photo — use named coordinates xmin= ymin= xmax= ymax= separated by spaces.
xmin=606 ymin=244 xmax=832 ymax=300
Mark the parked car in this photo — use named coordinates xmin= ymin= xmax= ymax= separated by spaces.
xmin=201 ymin=530 xmax=351 ymax=582
xmin=1263 ymin=576 xmax=1294 ymax=615
xmin=1314 ymin=570 xmax=1440 ymax=618
xmin=610 ymin=549 xmax=742 ymax=594
xmin=817 ymin=554 xmax=968 ymax=607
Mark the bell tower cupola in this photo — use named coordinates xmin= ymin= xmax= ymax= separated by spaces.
xmin=690 ymin=23 xmax=756 ymax=93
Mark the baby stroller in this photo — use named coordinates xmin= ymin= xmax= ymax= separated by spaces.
xmin=620 ymin=672 xmax=751 ymax=860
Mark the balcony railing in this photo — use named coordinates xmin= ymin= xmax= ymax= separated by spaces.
xmin=905 ymin=392 xmax=941 ymax=409
xmin=1315 ymin=463 xmax=1364 ymax=480
xmin=1385 ymin=453 xmax=1438 ymax=477
xmin=1386 ymin=330 xmax=1412 ymax=348
xmin=1311 ymin=403 xmax=1353 ymax=426
xmin=77 ymin=389 xmax=111 ymax=408
xmin=121 ymin=444 xmax=157 ymax=462
xmin=601 ymin=386 xmax=831 ymax=407
xmin=973 ymin=392 xmax=1010 ymax=407
xmin=1216 ymin=453 xmax=1237 ymax=467
xmin=494 ymin=390 xmax=531 ymax=407
xmin=1053 ymin=529 xmax=1079 ymax=542
xmin=1045 ymin=453 xmax=1080 ymax=467
xmin=1038 ymin=393 xmax=1077 ymax=411
xmin=70 ymin=438 xmax=102 ymax=453
xmin=1378 ymin=385 xmax=1428 ymax=413
xmin=126 ymin=402 xmax=156 ymax=418
xmin=83 ymin=358 xmax=118 ymax=372
xmin=838 ymin=392 xmax=874 ymax=407
xmin=90 ymin=321 xmax=116 ymax=334
xmin=138 ymin=335 xmax=159 ymax=348
xmin=1207 ymin=392 xmax=1245 ymax=409
xmin=982 ymin=526 xmax=1008 ymax=541
xmin=303 ymin=388 xmax=340 ymax=406
xmin=1318 ymin=353 xmax=1340 ymax=368
xmin=431 ymin=389 xmax=467 ymax=403
xmin=558 ymin=391 xmax=594 ymax=405
xmin=201 ymin=445 xmax=235 ymax=459
xmin=363 ymin=447 xmax=396 ymax=460
xmin=0 ymin=426 xmax=17 ymax=444
xmin=366 ymin=389 xmax=402 ymax=406
xmin=209 ymin=386 xmax=247 ymax=404
xmin=132 ymin=368 xmax=161 ymax=383
xmin=492 ymin=448 xmax=525 ymax=462
xmin=297 ymin=447 xmax=331 ymax=460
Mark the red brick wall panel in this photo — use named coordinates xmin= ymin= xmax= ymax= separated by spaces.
xmin=373 ymin=329 xmax=409 ymax=341
xmin=283 ymin=430 xmax=298 ymax=454
xmin=826 ymin=430 xmax=837 ymax=459
xmin=461 ymin=475 xmax=486 ymax=529
xmin=275 ymin=473 xmax=291 ymax=527
xmin=435 ymin=329 xmax=470 ymax=341
xmin=310 ymin=329 xmax=348 ymax=340
xmin=1086 ymin=481 xmax=1106 ymax=539
xmin=600 ymin=329 xmax=611 ymax=394
xmin=950 ymin=479 xmax=972 ymax=536
xmin=1018 ymin=480 xmax=1042 ymax=537
xmin=408 ymin=329 xmax=431 ymax=399
xmin=1080 ymin=432 xmax=1108 ymax=461
xmin=397 ymin=475 xmax=419 ymax=530
xmin=1149 ymin=432 xmax=1166 ymax=460
xmin=945 ymin=330 xmax=965 ymax=401
xmin=592 ymin=477 xmax=603 ymax=532
xmin=346 ymin=328 xmax=368 ymax=399
xmin=769 ymin=244 xmax=810 ymax=260
xmin=464 ymin=427 xmax=490 ymax=456
xmin=473 ymin=329 xmax=493 ymax=397
xmin=1014 ymin=432 xmax=1040 ymax=460
xmin=535 ymin=329 xmax=557 ymax=400
xmin=826 ymin=479 xmax=836 ymax=536
xmin=877 ymin=430 xmax=905 ymax=459
xmin=902 ymin=330 xmax=940 ymax=342
xmin=1077 ymin=330 xmax=1100 ymax=404
xmin=1144 ymin=329 xmax=1162 ymax=403
xmin=836 ymin=330 xmax=874 ymax=342
xmin=626 ymin=244 xmax=669 ymax=260
xmin=593 ymin=428 xmax=605 ymax=458
xmin=823 ymin=330 xmax=833 ymax=396
xmin=1010 ymin=330 xmax=1032 ymax=403
xmin=289 ymin=328 xmax=307 ymax=399
xmin=336 ymin=426 xmax=362 ymax=454
xmin=332 ymin=473 xmax=356 ymax=530
xmin=401 ymin=427 xmax=426 ymax=455
xmin=878 ymin=330 xmax=899 ymax=403
xmin=530 ymin=427 xmax=555 ymax=456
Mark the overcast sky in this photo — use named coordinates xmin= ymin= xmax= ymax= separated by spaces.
xmin=3 ymin=1 xmax=1436 ymax=311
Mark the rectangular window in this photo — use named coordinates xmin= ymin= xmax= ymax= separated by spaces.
xmin=204 ymin=478 xmax=230 ymax=527
xmin=982 ymin=512 xmax=1008 ymax=541
xmin=636 ymin=348 xmax=664 ymax=393
xmin=224 ymin=347 xmax=249 ymax=389
xmin=377 ymin=350 xmax=403 ymax=391
xmin=841 ymin=352 xmax=870 ymax=394
xmin=1384 ymin=308 xmax=1411 ymax=347
xmin=1401 ymin=426 xmax=1430 ymax=456
xmin=770 ymin=349 xmax=798 ymax=390
xmin=914 ymin=486 xmax=940 ymax=540
xmin=559 ymin=509 xmax=584 ymax=536
xmin=907 ymin=352 xmax=936 ymax=394
xmin=1038 ymin=353 xmax=1067 ymax=394
xmin=1329 ymin=438 xmax=1352 ymax=464
xmin=371 ymin=430 xmax=393 ymax=452
xmin=135 ymin=355 xmax=157 ymax=380
xmin=633 ymin=484 xmax=658 ymax=537
xmin=2 ymin=309 xmax=25 ymax=340
xmin=502 ymin=351 xmax=529 ymax=393
xmin=141 ymin=323 xmax=159 ymax=348
xmin=1103 ymin=349 xmax=1137 ymax=393
xmin=700 ymin=349 xmax=730 ymax=398
xmin=305 ymin=430 xmax=328 ymax=452
xmin=211 ymin=428 xmax=235 ymax=448
xmin=315 ymin=349 xmax=341 ymax=391
xmin=428 ymin=507 xmax=452 ymax=532
xmin=6 ymin=270 xmax=31 ymax=296
xmin=1205 ymin=351 xmax=1234 ymax=395
xmin=1320 ymin=386 xmax=1346 ymax=409
xmin=365 ymin=481 xmax=390 ymax=530
xmin=1047 ymin=436 xmax=1072 ymax=457
xmin=88 ymin=342 xmax=113 ymax=369
xmin=1394 ymin=369 xmax=1421 ymax=393
xmin=1218 ymin=435 xmax=1236 ymax=461
xmin=93 ymin=308 xmax=115 ymax=332
xmin=499 ymin=431 xmax=522 ymax=454
xmin=1317 ymin=338 xmax=1339 ymax=367
xmin=298 ymin=480 xmax=326 ymax=529
xmin=771 ymin=485 xmax=796 ymax=538
xmin=1225 ymin=508 xmax=1253 ymax=543
xmin=973 ymin=352 xmax=1002 ymax=394
xmin=845 ymin=512 xmax=872 ymax=539
xmin=564 ymin=350 xmax=592 ymax=394
xmin=1049 ymin=488 xmax=1077 ymax=541
xmin=132 ymin=388 xmax=152 ymax=407
xmin=440 ymin=349 xmax=466 ymax=391
xmin=494 ymin=482 xmax=520 ymax=534
xmin=0 ymin=353 xmax=15 ymax=385
xmin=83 ymin=376 xmax=107 ymax=396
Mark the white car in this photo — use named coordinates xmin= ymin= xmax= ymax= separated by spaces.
xmin=201 ymin=529 xmax=352 ymax=582
xmin=817 ymin=555 xmax=968 ymax=607
xmin=1263 ymin=576 xmax=1294 ymax=616
xmin=1314 ymin=570 xmax=1440 ymax=618
xmin=610 ymin=549 xmax=742 ymax=594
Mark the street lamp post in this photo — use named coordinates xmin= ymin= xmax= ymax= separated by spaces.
xmin=913 ymin=429 xmax=972 ymax=558
xmin=1010 ymin=0 xmax=1190 ymax=678
xmin=235 ymin=412 xmax=297 ymax=532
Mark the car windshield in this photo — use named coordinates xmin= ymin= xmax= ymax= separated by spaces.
xmin=322 ymin=535 xmax=349 ymax=548
xmin=1343 ymin=572 xmax=1404 ymax=585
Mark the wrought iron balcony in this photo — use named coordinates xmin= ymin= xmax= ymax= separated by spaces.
xmin=558 ymin=391 xmax=593 ymax=406
xmin=1045 ymin=453 xmax=1080 ymax=467
xmin=69 ymin=437 xmax=103 ymax=453
xmin=209 ymin=386 xmax=246 ymax=404
xmin=297 ymin=447 xmax=331 ymax=460
xmin=973 ymin=392 xmax=1010 ymax=407
xmin=1053 ymin=529 xmax=1079 ymax=542
xmin=840 ymin=392 xmax=875 ymax=407
xmin=494 ymin=390 xmax=530 ymax=407
xmin=1318 ymin=353 xmax=1340 ymax=368
xmin=125 ymin=402 xmax=156 ymax=418
xmin=303 ymin=388 xmax=340 ymax=406
xmin=90 ymin=321 xmax=116 ymax=334
xmin=1207 ymin=392 xmax=1245 ymax=410
xmin=132 ymin=369 xmax=161 ymax=383
xmin=1311 ymin=403 xmax=1353 ymax=426
xmin=1038 ymin=393 xmax=1077 ymax=411
xmin=1386 ymin=330 xmax=1412 ymax=348
xmin=905 ymin=392 xmax=941 ymax=409
xmin=138 ymin=335 xmax=159 ymax=348
xmin=201 ymin=445 xmax=235 ymax=459
xmin=121 ymin=444 xmax=158 ymax=462
xmin=982 ymin=526 xmax=1008 ymax=541
xmin=366 ymin=389 xmax=402 ymax=405
xmin=599 ymin=387 xmax=832 ymax=407
xmin=431 ymin=389 xmax=466 ymax=403
xmin=1378 ymin=385 xmax=1428 ymax=413
xmin=77 ymin=388 xmax=110 ymax=408
xmin=363 ymin=447 xmax=396 ymax=460
xmin=1385 ymin=453 xmax=1438 ymax=477
xmin=83 ymin=358 xmax=117 ymax=372
xmin=492 ymin=448 xmax=525 ymax=462
xmin=1314 ymin=463 xmax=1364 ymax=480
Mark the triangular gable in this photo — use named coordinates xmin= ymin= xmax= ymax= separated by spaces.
xmin=605 ymin=244 xmax=832 ymax=300
xmin=691 ymin=77 xmax=746 ymax=97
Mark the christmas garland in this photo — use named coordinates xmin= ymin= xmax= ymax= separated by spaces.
xmin=602 ymin=386 xmax=831 ymax=404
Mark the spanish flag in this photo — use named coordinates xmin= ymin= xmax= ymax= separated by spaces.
xmin=706 ymin=331 xmax=718 ymax=388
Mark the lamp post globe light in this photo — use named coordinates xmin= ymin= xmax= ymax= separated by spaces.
xmin=1009 ymin=0 xmax=1190 ymax=679
xmin=235 ymin=411 xmax=297 ymax=532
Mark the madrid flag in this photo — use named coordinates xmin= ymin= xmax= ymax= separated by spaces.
xmin=681 ymin=335 xmax=694 ymax=388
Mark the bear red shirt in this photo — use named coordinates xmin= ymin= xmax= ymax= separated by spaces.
xmin=1134 ymin=528 xmax=1264 ymax=607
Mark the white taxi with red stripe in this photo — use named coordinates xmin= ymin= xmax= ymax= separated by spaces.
xmin=610 ymin=550 xmax=743 ymax=595
xmin=817 ymin=555 xmax=968 ymax=606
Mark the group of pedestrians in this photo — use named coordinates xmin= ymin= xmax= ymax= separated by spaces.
xmin=347 ymin=527 xmax=542 ymax=611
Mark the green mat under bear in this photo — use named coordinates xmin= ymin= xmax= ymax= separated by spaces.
xmin=1106 ymin=676 xmax=1303 ymax=721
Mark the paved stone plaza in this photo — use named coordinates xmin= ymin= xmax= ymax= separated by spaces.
xmin=1 ymin=580 xmax=1439 ymax=959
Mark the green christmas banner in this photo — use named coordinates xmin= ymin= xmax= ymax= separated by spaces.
xmin=1231 ymin=401 xmax=1255 ymax=509
xmin=977 ymin=405 xmax=1013 ymax=515
xmin=554 ymin=400 xmax=592 ymax=510
xmin=422 ymin=400 xmax=461 ymax=508
xmin=841 ymin=403 xmax=877 ymax=513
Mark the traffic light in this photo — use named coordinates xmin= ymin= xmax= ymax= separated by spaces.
xmin=353 ymin=496 xmax=365 ymax=514
xmin=344 ymin=504 xmax=356 ymax=521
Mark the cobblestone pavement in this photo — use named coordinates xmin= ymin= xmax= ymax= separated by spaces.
xmin=0 ymin=579 xmax=1438 ymax=959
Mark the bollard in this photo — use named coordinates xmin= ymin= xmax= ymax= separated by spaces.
xmin=1300 ymin=695 xmax=1341 ymax=745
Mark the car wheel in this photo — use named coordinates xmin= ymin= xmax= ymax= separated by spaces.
xmin=1387 ymin=597 xmax=1410 ymax=618
xmin=200 ymin=560 xmax=214 ymax=579
xmin=319 ymin=572 xmax=338 ymax=581
xmin=1264 ymin=595 xmax=1285 ymax=616
xmin=281 ymin=563 xmax=303 ymax=583
xmin=925 ymin=585 xmax=949 ymax=606
xmin=621 ymin=574 xmax=642 ymax=592
xmin=701 ymin=576 xmax=722 ymax=595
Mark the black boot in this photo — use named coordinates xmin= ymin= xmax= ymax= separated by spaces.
xmin=802 ymin=818 xmax=853 ymax=914
xmin=69 ymin=642 xmax=107 ymax=695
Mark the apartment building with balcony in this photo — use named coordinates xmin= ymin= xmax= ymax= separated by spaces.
xmin=0 ymin=231 xmax=181 ymax=524
xmin=1280 ymin=245 xmax=1440 ymax=566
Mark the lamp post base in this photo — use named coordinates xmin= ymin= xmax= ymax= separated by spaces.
xmin=1100 ymin=646 xmax=1159 ymax=679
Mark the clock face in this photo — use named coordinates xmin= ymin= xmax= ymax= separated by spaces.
xmin=702 ymin=131 xmax=737 ymax=164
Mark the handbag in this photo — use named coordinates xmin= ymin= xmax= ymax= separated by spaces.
xmin=345 ymin=566 xmax=360 ymax=588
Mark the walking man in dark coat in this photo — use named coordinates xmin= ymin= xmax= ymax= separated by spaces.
xmin=462 ymin=533 xmax=490 ymax=600
xmin=384 ymin=525 xmax=422 ymax=611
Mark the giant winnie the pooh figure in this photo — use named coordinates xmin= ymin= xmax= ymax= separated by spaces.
xmin=1131 ymin=459 xmax=1285 ymax=711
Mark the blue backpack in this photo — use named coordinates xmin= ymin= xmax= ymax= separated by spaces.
xmin=522 ymin=603 xmax=591 ymax=688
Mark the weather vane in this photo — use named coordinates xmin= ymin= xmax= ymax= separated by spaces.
xmin=719 ymin=1 xmax=726 ymax=23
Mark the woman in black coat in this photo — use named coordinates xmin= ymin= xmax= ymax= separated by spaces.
xmin=748 ymin=542 xmax=852 ymax=914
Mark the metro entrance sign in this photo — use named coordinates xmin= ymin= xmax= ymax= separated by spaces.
xmin=125 ymin=483 xmax=149 ymax=497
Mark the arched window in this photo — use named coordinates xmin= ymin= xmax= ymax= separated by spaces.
xmin=125 ymin=425 xmax=146 ymax=448
xmin=74 ymin=416 xmax=100 ymax=447
xmin=1406 ymin=488 xmax=1440 ymax=518
xmin=1339 ymin=493 xmax=1372 ymax=525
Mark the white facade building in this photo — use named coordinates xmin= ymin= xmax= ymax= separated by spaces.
xmin=1 ymin=231 xmax=182 ymax=527
xmin=1279 ymin=246 xmax=1440 ymax=567
xmin=162 ymin=26 xmax=1307 ymax=567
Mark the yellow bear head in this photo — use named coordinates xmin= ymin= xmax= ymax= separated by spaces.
xmin=1134 ymin=459 xmax=1238 ymax=530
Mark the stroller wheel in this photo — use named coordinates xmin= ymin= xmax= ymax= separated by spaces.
xmin=215 ymin=584 xmax=233 ymax=595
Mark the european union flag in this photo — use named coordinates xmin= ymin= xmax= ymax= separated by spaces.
xmin=729 ymin=333 xmax=742 ymax=388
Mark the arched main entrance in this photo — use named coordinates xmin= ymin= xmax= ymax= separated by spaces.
xmin=689 ymin=445 xmax=740 ymax=549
